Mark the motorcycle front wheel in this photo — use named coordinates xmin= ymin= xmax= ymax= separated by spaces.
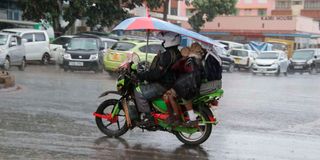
xmin=175 ymin=110 xmax=212 ymax=145
xmin=95 ymin=99 xmax=129 ymax=137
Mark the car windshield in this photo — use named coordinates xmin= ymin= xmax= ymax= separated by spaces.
xmin=69 ymin=38 xmax=98 ymax=50
xmin=104 ymin=41 xmax=116 ymax=49
xmin=230 ymin=50 xmax=248 ymax=57
xmin=270 ymin=42 xmax=287 ymax=51
xmin=0 ymin=35 xmax=8 ymax=45
xmin=111 ymin=42 xmax=135 ymax=51
xmin=52 ymin=37 xmax=71 ymax=45
xmin=292 ymin=50 xmax=314 ymax=60
xmin=258 ymin=52 xmax=279 ymax=59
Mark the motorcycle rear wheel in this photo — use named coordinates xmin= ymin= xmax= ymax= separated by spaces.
xmin=95 ymin=99 xmax=129 ymax=137
xmin=175 ymin=110 xmax=212 ymax=145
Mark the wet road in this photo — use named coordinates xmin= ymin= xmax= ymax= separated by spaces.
xmin=1 ymin=65 xmax=320 ymax=160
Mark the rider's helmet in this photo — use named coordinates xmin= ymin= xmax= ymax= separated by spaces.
xmin=157 ymin=31 xmax=181 ymax=48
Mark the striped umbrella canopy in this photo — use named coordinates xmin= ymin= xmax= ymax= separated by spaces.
xmin=113 ymin=16 xmax=221 ymax=46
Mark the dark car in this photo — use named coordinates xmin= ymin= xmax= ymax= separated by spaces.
xmin=219 ymin=54 xmax=235 ymax=72
xmin=214 ymin=46 xmax=235 ymax=72
xmin=288 ymin=49 xmax=320 ymax=74
xmin=62 ymin=35 xmax=105 ymax=73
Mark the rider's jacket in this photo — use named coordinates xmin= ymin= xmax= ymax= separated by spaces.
xmin=138 ymin=46 xmax=181 ymax=88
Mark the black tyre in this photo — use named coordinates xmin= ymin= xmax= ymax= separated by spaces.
xmin=3 ymin=57 xmax=10 ymax=70
xmin=41 ymin=53 xmax=50 ymax=65
xmin=95 ymin=99 xmax=128 ymax=137
xmin=309 ymin=66 xmax=317 ymax=75
xmin=175 ymin=109 xmax=212 ymax=146
xmin=19 ymin=58 xmax=26 ymax=71
xmin=228 ymin=63 xmax=234 ymax=73
xmin=63 ymin=67 xmax=68 ymax=72
xmin=275 ymin=68 xmax=280 ymax=76
xmin=95 ymin=68 xmax=103 ymax=74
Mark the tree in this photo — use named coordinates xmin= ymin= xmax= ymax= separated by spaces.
xmin=144 ymin=0 xmax=170 ymax=21
xmin=19 ymin=0 xmax=145 ymax=34
xmin=187 ymin=0 xmax=237 ymax=32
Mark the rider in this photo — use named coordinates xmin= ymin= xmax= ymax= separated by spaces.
xmin=134 ymin=31 xmax=182 ymax=125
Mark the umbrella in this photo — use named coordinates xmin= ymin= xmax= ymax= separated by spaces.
xmin=113 ymin=17 xmax=221 ymax=46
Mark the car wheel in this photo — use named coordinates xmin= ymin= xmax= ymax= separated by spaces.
xmin=41 ymin=53 xmax=50 ymax=65
xmin=95 ymin=68 xmax=103 ymax=74
xmin=275 ymin=68 xmax=280 ymax=76
xmin=309 ymin=66 xmax=317 ymax=75
xmin=3 ymin=57 xmax=10 ymax=70
xmin=228 ymin=64 xmax=235 ymax=73
xmin=18 ymin=58 xmax=26 ymax=71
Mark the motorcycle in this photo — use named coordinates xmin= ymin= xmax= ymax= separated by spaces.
xmin=93 ymin=53 xmax=224 ymax=145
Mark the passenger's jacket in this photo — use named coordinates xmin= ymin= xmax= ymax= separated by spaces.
xmin=138 ymin=46 xmax=181 ymax=88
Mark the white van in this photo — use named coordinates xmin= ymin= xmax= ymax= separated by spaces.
xmin=2 ymin=28 xmax=51 ymax=64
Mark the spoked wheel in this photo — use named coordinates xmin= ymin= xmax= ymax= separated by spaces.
xmin=95 ymin=99 xmax=128 ymax=137
xmin=175 ymin=110 xmax=212 ymax=145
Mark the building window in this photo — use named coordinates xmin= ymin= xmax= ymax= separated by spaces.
xmin=186 ymin=9 xmax=194 ymax=16
xmin=293 ymin=1 xmax=302 ymax=5
xmin=258 ymin=0 xmax=267 ymax=3
xmin=244 ymin=9 xmax=252 ymax=15
xmin=258 ymin=9 xmax=267 ymax=16
xmin=305 ymin=0 xmax=320 ymax=9
xmin=7 ymin=9 xmax=20 ymax=20
xmin=170 ymin=8 xmax=177 ymax=16
xmin=276 ymin=0 xmax=291 ymax=9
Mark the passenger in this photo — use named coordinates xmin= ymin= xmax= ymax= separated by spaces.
xmin=168 ymin=43 xmax=204 ymax=126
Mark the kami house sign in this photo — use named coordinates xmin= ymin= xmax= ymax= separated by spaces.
xmin=261 ymin=16 xmax=293 ymax=21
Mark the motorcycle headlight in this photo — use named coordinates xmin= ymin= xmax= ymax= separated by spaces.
xmin=90 ymin=54 xmax=99 ymax=60
xmin=63 ymin=53 xmax=71 ymax=60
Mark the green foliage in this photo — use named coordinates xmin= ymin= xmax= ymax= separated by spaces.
xmin=188 ymin=0 xmax=237 ymax=32
xmin=19 ymin=0 xmax=146 ymax=34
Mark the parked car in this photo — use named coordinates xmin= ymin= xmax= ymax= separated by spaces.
xmin=288 ymin=49 xmax=320 ymax=74
xmin=2 ymin=28 xmax=51 ymax=64
xmin=50 ymin=35 xmax=75 ymax=65
xmin=103 ymin=39 xmax=164 ymax=72
xmin=62 ymin=35 xmax=105 ymax=73
xmin=251 ymin=51 xmax=289 ymax=75
xmin=213 ymin=46 xmax=235 ymax=72
xmin=0 ymin=32 xmax=26 ymax=70
xmin=229 ymin=49 xmax=258 ymax=70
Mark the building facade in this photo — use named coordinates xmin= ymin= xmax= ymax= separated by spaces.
xmin=236 ymin=0 xmax=275 ymax=16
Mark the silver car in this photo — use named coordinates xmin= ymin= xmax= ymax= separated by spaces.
xmin=0 ymin=32 xmax=26 ymax=71
xmin=251 ymin=51 xmax=289 ymax=76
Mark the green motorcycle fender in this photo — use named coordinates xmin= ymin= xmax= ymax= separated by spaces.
xmin=152 ymin=98 xmax=168 ymax=113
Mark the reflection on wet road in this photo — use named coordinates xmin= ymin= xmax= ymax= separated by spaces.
xmin=1 ymin=66 xmax=320 ymax=159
